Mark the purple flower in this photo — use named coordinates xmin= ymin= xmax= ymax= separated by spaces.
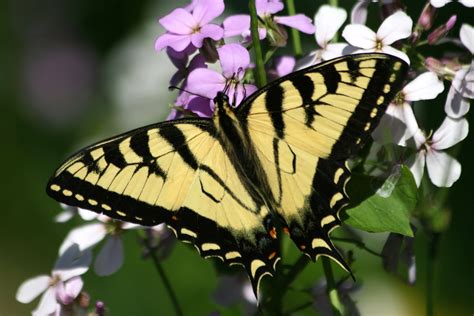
xmin=155 ymin=0 xmax=224 ymax=52
xmin=186 ymin=43 xmax=257 ymax=107
xmin=222 ymin=0 xmax=314 ymax=44
xmin=167 ymin=47 xmax=206 ymax=87
xmin=168 ymin=92 xmax=213 ymax=119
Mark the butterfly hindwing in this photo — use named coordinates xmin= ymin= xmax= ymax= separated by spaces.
xmin=238 ymin=53 xmax=408 ymax=265
xmin=47 ymin=119 xmax=279 ymax=292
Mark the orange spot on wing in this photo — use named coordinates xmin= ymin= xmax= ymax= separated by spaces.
xmin=269 ymin=227 xmax=277 ymax=239
xmin=268 ymin=251 xmax=277 ymax=260
xmin=283 ymin=227 xmax=290 ymax=235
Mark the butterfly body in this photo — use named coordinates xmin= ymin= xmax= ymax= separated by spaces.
xmin=47 ymin=53 xmax=408 ymax=294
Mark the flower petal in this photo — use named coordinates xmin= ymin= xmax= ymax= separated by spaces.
xmin=54 ymin=246 xmax=92 ymax=280
xmin=223 ymin=15 xmax=250 ymax=38
xmin=218 ymin=43 xmax=250 ymax=78
xmin=315 ymin=5 xmax=347 ymax=47
xmin=59 ymin=223 xmax=106 ymax=254
xmin=275 ymin=55 xmax=295 ymax=77
xmin=452 ymin=66 xmax=474 ymax=98
xmin=187 ymin=68 xmax=225 ymax=98
xmin=193 ymin=0 xmax=225 ymax=25
xmin=430 ymin=0 xmax=450 ymax=8
xmin=274 ymin=15 xmax=315 ymax=34
xmin=444 ymin=84 xmax=471 ymax=118
xmin=230 ymin=84 xmax=257 ymax=106
xmin=377 ymin=11 xmax=413 ymax=45
xmin=342 ymin=24 xmax=376 ymax=49
xmin=60 ymin=277 xmax=83 ymax=304
xmin=256 ymin=0 xmax=284 ymax=15
xmin=94 ymin=236 xmax=124 ymax=276
xmin=432 ymin=117 xmax=469 ymax=150
xmin=16 ymin=275 xmax=50 ymax=303
xmin=197 ymin=24 xmax=224 ymax=44
xmin=155 ymin=33 xmax=191 ymax=52
xmin=381 ymin=45 xmax=410 ymax=64
xmin=32 ymin=288 xmax=57 ymax=316
xmin=350 ymin=0 xmax=370 ymax=24
xmin=159 ymin=8 xmax=195 ymax=34
xmin=403 ymin=72 xmax=444 ymax=101
xmin=78 ymin=208 xmax=99 ymax=221
xmin=186 ymin=96 xmax=214 ymax=117
xmin=459 ymin=0 xmax=474 ymax=7
xmin=407 ymin=150 xmax=426 ymax=187
xmin=372 ymin=103 xmax=417 ymax=146
xmin=54 ymin=208 xmax=75 ymax=223
xmin=322 ymin=43 xmax=353 ymax=61
xmin=426 ymin=150 xmax=461 ymax=187
xmin=460 ymin=24 xmax=474 ymax=53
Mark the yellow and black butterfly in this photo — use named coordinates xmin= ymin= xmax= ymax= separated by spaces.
xmin=47 ymin=53 xmax=408 ymax=295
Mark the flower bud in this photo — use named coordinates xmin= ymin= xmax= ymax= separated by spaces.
xmin=417 ymin=3 xmax=436 ymax=31
xmin=427 ymin=15 xmax=457 ymax=45
xmin=96 ymin=300 xmax=106 ymax=316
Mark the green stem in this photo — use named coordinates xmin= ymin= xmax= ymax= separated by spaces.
xmin=329 ymin=0 xmax=339 ymax=42
xmin=426 ymin=233 xmax=439 ymax=316
xmin=322 ymin=257 xmax=343 ymax=316
xmin=332 ymin=237 xmax=382 ymax=257
xmin=144 ymin=230 xmax=184 ymax=316
xmin=249 ymin=0 xmax=267 ymax=87
xmin=285 ymin=0 xmax=302 ymax=57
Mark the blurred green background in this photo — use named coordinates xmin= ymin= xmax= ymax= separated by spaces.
xmin=1 ymin=0 xmax=473 ymax=315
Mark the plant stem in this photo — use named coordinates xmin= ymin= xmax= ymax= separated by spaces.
xmin=144 ymin=230 xmax=184 ymax=316
xmin=285 ymin=0 xmax=302 ymax=57
xmin=322 ymin=257 xmax=343 ymax=316
xmin=329 ymin=0 xmax=339 ymax=42
xmin=426 ymin=233 xmax=439 ymax=316
xmin=332 ymin=237 xmax=382 ymax=257
xmin=249 ymin=0 xmax=267 ymax=87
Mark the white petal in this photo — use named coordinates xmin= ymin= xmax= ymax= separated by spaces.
xmin=350 ymin=0 xmax=369 ymax=24
xmin=78 ymin=208 xmax=99 ymax=221
xmin=426 ymin=150 xmax=461 ymax=187
xmin=406 ymin=150 xmax=426 ymax=187
xmin=16 ymin=275 xmax=50 ymax=303
xmin=32 ymin=287 xmax=57 ymax=316
xmin=432 ymin=117 xmax=469 ymax=150
xmin=94 ymin=236 xmax=124 ymax=276
xmin=372 ymin=103 xmax=417 ymax=146
xmin=413 ymin=128 xmax=427 ymax=149
xmin=381 ymin=46 xmax=410 ymax=64
xmin=403 ymin=72 xmax=444 ymax=101
xmin=314 ymin=5 xmax=347 ymax=48
xmin=377 ymin=11 xmax=413 ymax=45
xmin=452 ymin=67 xmax=474 ymax=98
xmin=430 ymin=0 xmax=450 ymax=8
xmin=460 ymin=24 xmax=474 ymax=53
xmin=459 ymin=0 xmax=474 ymax=7
xmin=54 ymin=245 xmax=92 ymax=280
xmin=342 ymin=24 xmax=376 ymax=49
xmin=54 ymin=209 xmax=75 ymax=223
xmin=59 ymin=223 xmax=106 ymax=254
xmin=444 ymin=84 xmax=471 ymax=118
xmin=321 ymin=43 xmax=353 ymax=60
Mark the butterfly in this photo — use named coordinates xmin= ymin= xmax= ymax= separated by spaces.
xmin=47 ymin=53 xmax=408 ymax=295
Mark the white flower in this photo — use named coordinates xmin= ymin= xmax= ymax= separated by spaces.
xmin=408 ymin=117 xmax=469 ymax=187
xmin=296 ymin=5 xmax=350 ymax=69
xmin=445 ymin=24 xmax=474 ymax=118
xmin=59 ymin=215 xmax=140 ymax=276
xmin=373 ymin=72 xmax=444 ymax=146
xmin=55 ymin=204 xmax=98 ymax=223
xmin=16 ymin=245 xmax=91 ymax=315
xmin=342 ymin=10 xmax=412 ymax=64
xmin=430 ymin=0 xmax=474 ymax=8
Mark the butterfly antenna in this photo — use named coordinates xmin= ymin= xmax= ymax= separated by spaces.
xmin=168 ymin=85 xmax=207 ymax=99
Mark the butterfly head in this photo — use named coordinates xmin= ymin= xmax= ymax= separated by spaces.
xmin=213 ymin=91 xmax=233 ymax=116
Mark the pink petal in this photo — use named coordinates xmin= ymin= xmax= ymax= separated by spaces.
xmin=187 ymin=68 xmax=225 ymax=99
xmin=274 ymin=15 xmax=315 ymax=34
xmin=159 ymin=8 xmax=195 ymax=34
xmin=351 ymin=0 xmax=370 ymax=24
xmin=231 ymin=84 xmax=257 ymax=106
xmin=342 ymin=24 xmax=376 ymax=49
xmin=94 ymin=236 xmax=124 ymax=276
xmin=460 ymin=24 xmax=474 ymax=54
xmin=407 ymin=150 xmax=426 ymax=187
xmin=315 ymin=5 xmax=347 ymax=47
xmin=377 ymin=11 xmax=413 ymax=45
xmin=54 ymin=246 xmax=92 ymax=281
xmin=32 ymin=288 xmax=57 ymax=316
xmin=186 ymin=96 xmax=214 ymax=117
xmin=56 ymin=277 xmax=83 ymax=305
xmin=193 ymin=0 xmax=225 ymax=25
xmin=426 ymin=150 xmax=461 ymax=187
xmin=155 ymin=33 xmax=191 ymax=52
xmin=403 ymin=72 xmax=444 ymax=101
xmin=275 ymin=56 xmax=295 ymax=77
xmin=432 ymin=117 xmax=469 ymax=150
xmin=444 ymin=84 xmax=470 ymax=118
xmin=381 ymin=45 xmax=410 ymax=64
xmin=191 ymin=24 xmax=224 ymax=48
xmin=59 ymin=223 xmax=106 ymax=254
xmin=223 ymin=15 xmax=250 ymax=38
xmin=218 ymin=43 xmax=250 ymax=78
xmin=16 ymin=275 xmax=50 ymax=303
xmin=256 ymin=0 xmax=284 ymax=15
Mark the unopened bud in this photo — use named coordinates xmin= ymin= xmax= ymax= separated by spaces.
xmin=417 ymin=3 xmax=436 ymax=30
xmin=427 ymin=15 xmax=457 ymax=45
xmin=77 ymin=292 xmax=90 ymax=308
xmin=96 ymin=301 xmax=106 ymax=316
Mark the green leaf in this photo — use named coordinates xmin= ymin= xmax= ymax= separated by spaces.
xmin=342 ymin=165 xmax=417 ymax=236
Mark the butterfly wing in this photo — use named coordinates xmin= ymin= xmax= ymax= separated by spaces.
xmin=237 ymin=53 xmax=409 ymax=267
xmin=47 ymin=119 xmax=279 ymax=292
